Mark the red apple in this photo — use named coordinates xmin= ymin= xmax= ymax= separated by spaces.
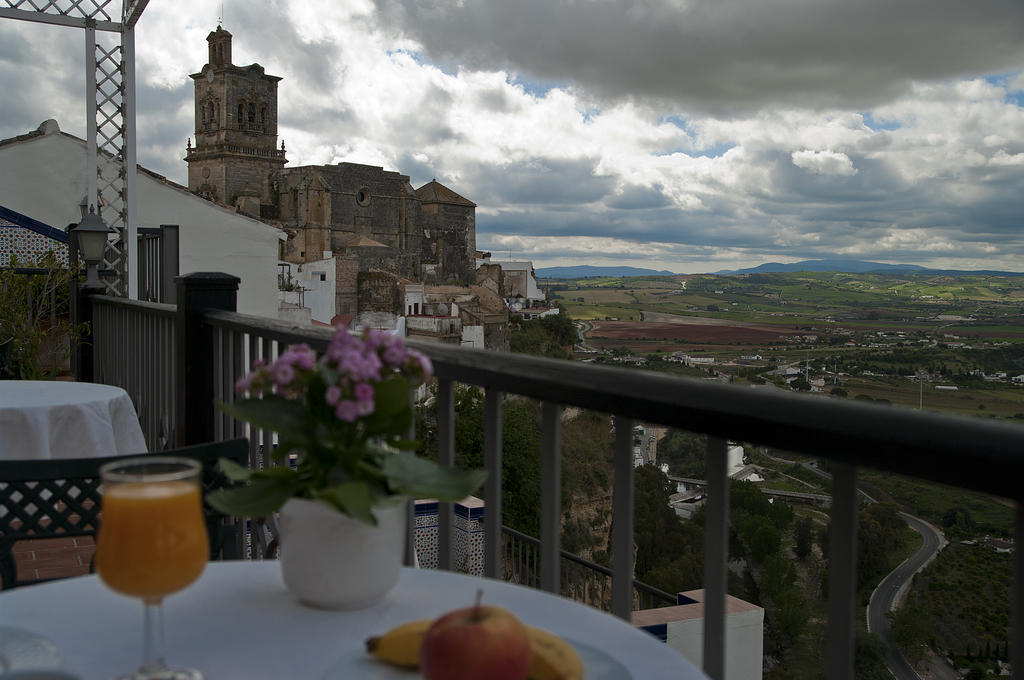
xmin=420 ymin=590 xmax=532 ymax=680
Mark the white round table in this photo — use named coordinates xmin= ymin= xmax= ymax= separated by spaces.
xmin=0 ymin=562 xmax=707 ymax=679
xmin=0 ymin=381 xmax=147 ymax=459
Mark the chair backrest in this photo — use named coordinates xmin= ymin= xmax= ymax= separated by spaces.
xmin=0 ymin=337 xmax=16 ymax=380
xmin=0 ymin=438 xmax=249 ymax=589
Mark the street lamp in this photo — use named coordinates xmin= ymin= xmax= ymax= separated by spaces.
xmin=70 ymin=206 xmax=111 ymax=285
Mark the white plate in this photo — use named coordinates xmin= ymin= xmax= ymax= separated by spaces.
xmin=324 ymin=637 xmax=631 ymax=679
xmin=0 ymin=626 xmax=62 ymax=673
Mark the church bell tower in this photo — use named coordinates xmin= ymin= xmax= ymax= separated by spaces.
xmin=185 ymin=26 xmax=286 ymax=216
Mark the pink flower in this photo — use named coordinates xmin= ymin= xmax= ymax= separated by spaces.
xmin=335 ymin=399 xmax=358 ymax=423
xmin=288 ymin=344 xmax=316 ymax=370
xmin=356 ymin=399 xmax=375 ymax=417
xmin=354 ymin=382 xmax=374 ymax=403
xmin=271 ymin=361 xmax=295 ymax=386
xmin=325 ymin=385 xmax=342 ymax=406
xmin=383 ymin=343 xmax=406 ymax=367
xmin=234 ymin=373 xmax=254 ymax=395
xmin=406 ymin=350 xmax=433 ymax=380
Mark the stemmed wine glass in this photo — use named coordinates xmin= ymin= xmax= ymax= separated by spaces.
xmin=95 ymin=457 xmax=209 ymax=680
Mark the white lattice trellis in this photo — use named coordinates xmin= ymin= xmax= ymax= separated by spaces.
xmin=1 ymin=0 xmax=149 ymax=297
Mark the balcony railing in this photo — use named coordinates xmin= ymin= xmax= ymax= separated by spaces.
xmin=501 ymin=525 xmax=677 ymax=612
xmin=84 ymin=273 xmax=1024 ymax=680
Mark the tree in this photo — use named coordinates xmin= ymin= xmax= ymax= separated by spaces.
xmin=790 ymin=377 xmax=811 ymax=391
xmin=890 ymin=603 xmax=933 ymax=663
xmin=793 ymin=516 xmax=814 ymax=561
xmin=417 ymin=387 xmax=543 ymax=536
xmin=632 ymin=465 xmax=703 ymax=592
xmin=0 ymin=253 xmax=86 ymax=379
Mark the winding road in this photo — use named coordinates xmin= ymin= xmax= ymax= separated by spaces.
xmin=759 ymin=450 xmax=948 ymax=679
xmin=867 ymin=513 xmax=946 ymax=680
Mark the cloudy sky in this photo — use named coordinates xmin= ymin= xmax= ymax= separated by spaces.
xmin=2 ymin=0 xmax=1024 ymax=273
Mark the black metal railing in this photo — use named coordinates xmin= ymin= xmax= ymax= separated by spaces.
xmin=136 ymin=225 xmax=178 ymax=304
xmin=501 ymin=525 xmax=676 ymax=612
xmin=85 ymin=273 xmax=1024 ymax=680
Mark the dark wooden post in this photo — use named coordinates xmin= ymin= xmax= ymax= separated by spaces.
xmin=175 ymin=272 xmax=239 ymax=446
xmin=159 ymin=225 xmax=179 ymax=304
xmin=71 ymin=281 xmax=104 ymax=383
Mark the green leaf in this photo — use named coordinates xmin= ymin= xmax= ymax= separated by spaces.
xmin=205 ymin=475 xmax=298 ymax=518
xmin=251 ymin=466 xmax=301 ymax=480
xmin=312 ymin=482 xmax=377 ymax=526
xmin=380 ymin=452 xmax=487 ymax=502
xmin=219 ymin=396 xmax=308 ymax=437
xmin=218 ymin=456 xmax=252 ymax=482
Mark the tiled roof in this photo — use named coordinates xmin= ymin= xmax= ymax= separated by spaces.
xmin=414 ymin=179 xmax=476 ymax=207
xmin=342 ymin=235 xmax=390 ymax=248
xmin=0 ymin=205 xmax=68 ymax=243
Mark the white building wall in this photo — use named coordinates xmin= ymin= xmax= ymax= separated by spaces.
xmin=0 ymin=122 xmax=283 ymax=318
xmin=666 ymin=609 xmax=764 ymax=680
xmin=287 ymin=256 xmax=336 ymax=324
xmin=405 ymin=285 xmax=425 ymax=316
xmin=500 ymin=261 xmax=543 ymax=301
xmin=462 ymin=325 xmax=484 ymax=349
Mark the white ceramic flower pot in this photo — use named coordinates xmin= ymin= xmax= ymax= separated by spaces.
xmin=278 ymin=496 xmax=407 ymax=610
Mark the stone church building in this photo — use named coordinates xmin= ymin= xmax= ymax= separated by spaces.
xmin=184 ymin=27 xmax=505 ymax=345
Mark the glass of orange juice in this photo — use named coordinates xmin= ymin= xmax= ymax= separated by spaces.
xmin=95 ymin=457 xmax=208 ymax=680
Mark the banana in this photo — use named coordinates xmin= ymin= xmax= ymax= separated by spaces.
xmin=365 ymin=618 xmax=432 ymax=668
xmin=525 ymin=625 xmax=584 ymax=680
xmin=366 ymin=619 xmax=584 ymax=680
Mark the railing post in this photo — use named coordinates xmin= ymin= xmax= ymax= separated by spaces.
xmin=159 ymin=225 xmax=179 ymax=304
xmin=437 ymin=378 xmax=455 ymax=570
xmin=611 ymin=416 xmax=636 ymax=620
xmin=703 ymin=436 xmax=729 ymax=680
xmin=826 ymin=462 xmax=858 ymax=680
xmin=1015 ymin=501 xmax=1024 ymax=674
xmin=483 ymin=389 xmax=504 ymax=579
xmin=175 ymin=272 xmax=239 ymax=446
xmin=540 ymin=402 xmax=563 ymax=594
xmin=71 ymin=281 xmax=104 ymax=383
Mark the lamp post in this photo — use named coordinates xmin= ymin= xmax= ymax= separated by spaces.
xmin=69 ymin=206 xmax=111 ymax=284
xmin=69 ymin=206 xmax=111 ymax=382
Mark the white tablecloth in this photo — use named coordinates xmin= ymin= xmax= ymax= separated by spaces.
xmin=0 ymin=381 xmax=147 ymax=459
xmin=0 ymin=562 xmax=706 ymax=679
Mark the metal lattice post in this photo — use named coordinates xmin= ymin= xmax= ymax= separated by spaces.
xmin=2 ymin=0 xmax=146 ymax=299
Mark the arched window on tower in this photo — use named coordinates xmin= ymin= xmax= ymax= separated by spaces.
xmin=248 ymin=103 xmax=256 ymax=126
xmin=260 ymin=106 xmax=267 ymax=127
xmin=238 ymin=102 xmax=244 ymax=128
xmin=209 ymin=103 xmax=216 ymax=126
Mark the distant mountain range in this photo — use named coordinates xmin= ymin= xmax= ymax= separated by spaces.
xmin=535 ymin=265 xmax=677 ymax=278
xmin=535 ymin=260 xmax=1022 ymax=279
xmin=715 ymin=259 xmax=928 ymax=274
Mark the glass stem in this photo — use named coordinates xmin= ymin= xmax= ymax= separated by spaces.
xmin=140 ymin=599 xmax=169 ymax=673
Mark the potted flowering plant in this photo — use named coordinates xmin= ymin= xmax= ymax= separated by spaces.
xmin=207 ymin=326 xmax=486 ymax=609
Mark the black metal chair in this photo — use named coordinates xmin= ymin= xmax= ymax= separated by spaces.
xmin=0 ymin=337 xmax=16 ymax=380
xmin=0 ymin=438 xmax=249 ymax=590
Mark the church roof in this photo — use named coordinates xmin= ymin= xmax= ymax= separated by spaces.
xmin=415 ymin=180 xmax=476 ymax=207
xmin=342 ymin=235 xmax=390 ymax=248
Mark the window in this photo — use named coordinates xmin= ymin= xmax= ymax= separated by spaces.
xmin=261 ymin=106 xmax=267 ymax=125
xmin=237 ymin=103 xmax=244 ymax=126
xmin=248 ymin=103 xmax=256 ymax=124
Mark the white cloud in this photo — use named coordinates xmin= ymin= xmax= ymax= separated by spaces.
xmin=791 ymin=150 xmax=858 ymax=176
xmin=0 ymin=0 xmax=1023 ymax=273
